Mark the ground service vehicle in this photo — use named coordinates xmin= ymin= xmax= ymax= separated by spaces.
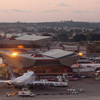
xmin=18 ymin=88 xmax=35 ymax=97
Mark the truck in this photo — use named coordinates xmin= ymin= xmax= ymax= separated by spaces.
xmin=18 ymin=88 xmax=35 ymax=97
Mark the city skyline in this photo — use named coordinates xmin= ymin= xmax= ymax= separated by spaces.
xmin=0 ymin=0 xmax=100 ymax=22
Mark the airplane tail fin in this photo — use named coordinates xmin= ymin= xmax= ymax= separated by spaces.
xmin=9 ymin=66 xmax=16 ymax=80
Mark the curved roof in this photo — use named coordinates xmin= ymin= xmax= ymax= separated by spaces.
xmin=16 ymin=35 xmax=51 ymax=41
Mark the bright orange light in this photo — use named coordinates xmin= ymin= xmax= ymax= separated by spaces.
xmin=17 ymin=45 xmax=24 ymax=49
xmin=78 ymin=52 xmax=83 ymax=56
xmin=12 ymin=52 xmax=18 ymax=57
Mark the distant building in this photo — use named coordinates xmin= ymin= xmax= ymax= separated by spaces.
xmin=0 ymin=35 xmax=51 ymax=50
xmin=63 ymin=45 xmax=87 ymax=57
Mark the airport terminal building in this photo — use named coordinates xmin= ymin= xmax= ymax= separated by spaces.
xmin=0 ymin=35 xmax=80 ymax=77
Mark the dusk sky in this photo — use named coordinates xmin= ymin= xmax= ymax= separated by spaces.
xmin=0 ymin=0 xmax=100 ymax=22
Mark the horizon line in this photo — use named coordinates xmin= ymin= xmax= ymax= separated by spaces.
xmin=0 ymin=20 xmax=100 ymax=23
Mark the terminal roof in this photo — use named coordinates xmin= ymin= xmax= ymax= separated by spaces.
xmin=16 ymin=35 xmax=51 ymax=41
xmin=42 ymin=49 xmax=74 ymax=59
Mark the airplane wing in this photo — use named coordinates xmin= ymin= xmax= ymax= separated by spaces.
xmin=0 ymin=80 xmax=10 ymax=83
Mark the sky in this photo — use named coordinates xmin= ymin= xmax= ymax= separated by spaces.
xmin=0 ymin=0 xmax=100 ymax=22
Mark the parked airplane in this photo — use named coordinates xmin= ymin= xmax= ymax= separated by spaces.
xmin=0 ymin=66 xmax=68 ymax=87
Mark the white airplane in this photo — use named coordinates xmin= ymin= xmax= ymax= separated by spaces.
xmin=0 ymin=66 xmax=68 ymax=87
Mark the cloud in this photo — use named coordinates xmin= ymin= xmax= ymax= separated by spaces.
xmin=73 ymin=10 xmax=89 ymax=14
xmin=43 ymin=9 xmax=61 ymax=13
xmin=0 ymin=9 xmax=31 ymax=13
xmin=57 ymin=3 xmax=70 ymax=7
xmin=73 ymin=10 xmax=100 ymax=14
xmin=47 ymin=2 xmax=51 ymax=5
xmin=96 ymin=1 xmax=100 ymax=3
xmin=1 ymin=9 xmax=9 ymax=13
xmin=78 ymin=5 xmax=83 ymax=7
xmin=11 ymin=9 xmax=31 ymax=13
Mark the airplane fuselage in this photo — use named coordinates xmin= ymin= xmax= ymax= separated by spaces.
xmin=10 ymin=71 xmax=35 ymax=86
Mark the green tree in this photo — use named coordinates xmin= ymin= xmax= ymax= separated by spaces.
xmin=73 ymin=34 xmax=87 ymax=42
xmin=42 ymin=33 xmax=52 ymax=36
xmin=58 ymin=33 xmax=68 ymax=42
xmin=89 ymin=34 xmax=100 ymax=41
